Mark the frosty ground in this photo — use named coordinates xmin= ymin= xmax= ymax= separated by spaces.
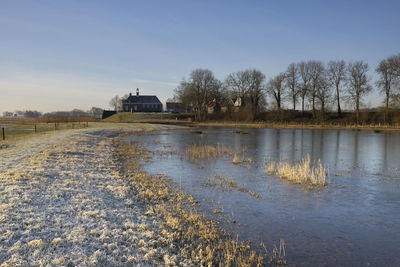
xmin=0 ymin=124 xmax=181 ymax=266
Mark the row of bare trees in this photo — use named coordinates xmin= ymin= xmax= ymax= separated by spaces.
xmin=175 ymin=53 xmax=400 ymax=123
xmin=268 ymin=54 xmax=400 ymax=123
xmin=175 ymin=69 xmax=266 ymax=121
xmin=267 ymin=60 xmax=369 ymax=122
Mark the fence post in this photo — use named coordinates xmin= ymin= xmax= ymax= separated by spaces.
xmin=34 ymin=124 xmax=37 ymax=133
xmin=55 ymin=123 xmax=57 ymax=130
xmin=2 ymin=127 xmax=5 ymax=140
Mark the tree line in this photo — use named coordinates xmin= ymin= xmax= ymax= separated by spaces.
xmin=175 ymin=53 xmax=400 ymax=123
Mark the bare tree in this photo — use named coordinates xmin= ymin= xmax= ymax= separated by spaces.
xmin=246 ymin=69 xmax=266 ymax=120
xmin=309 ymin=61 xmax=325 ymax=118
xmin=109 ymin=95 xmax=121 ymax=112
xmin=174 ymin=69 xmax=221 ymax=121
xmin=90 ymin=107 xmax=104 ymax=119
xmin=388 ymin=53 xmax=400 ymax=77
xmin=376 ymin=56 xmax=398 ymax=123
xmin=299 ymin=61 xmax=312 ymax=115
xmin=267 ymin=73 xmax=286 ymax=112
xmin=285 ymin=63 xmax=300 ymax=110
xmin=315 ymin=73 xmax=332 ymax=121
xmin=327 ymin=60 xmax=346 ymax=117
xmin=225 ymin=69 xmax=266 ymax=120
xmin=347 ymin=61 xmax=372 ymax=124
xmin=225 ymin=71 xmax=249 ymax=106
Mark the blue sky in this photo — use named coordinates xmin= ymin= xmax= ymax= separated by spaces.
xmin=1 ymin=0 xmax=399 ymax=112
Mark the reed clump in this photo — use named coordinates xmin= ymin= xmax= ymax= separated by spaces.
xmin=265 ymin=154 xmax=327 ymax=186
xmin=185 ymin=143 xmax=238 ymax=161
xmin=232 ymin=153 xmax=241 ymax=164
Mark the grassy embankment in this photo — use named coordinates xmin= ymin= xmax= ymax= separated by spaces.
xmin=103 ymin=112 xmax=189 ymax=124
xmin=113 ymin=134 xmax=286 ymax=266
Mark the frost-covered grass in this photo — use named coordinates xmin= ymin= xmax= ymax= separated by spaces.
xmin=0 ymin=124 xmax=184 ymax=266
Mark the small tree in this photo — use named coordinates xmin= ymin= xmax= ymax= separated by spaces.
xmin=109 ymin=95 xmax=122 ymax=112
xmin=90 ymin=107 xmax=104 ymax=119
xmin=347 ymin=61 xmax=372 ymax=124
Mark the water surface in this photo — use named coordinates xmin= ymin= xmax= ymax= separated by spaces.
xmin=127 ymin=127 xmax=400 ymax=266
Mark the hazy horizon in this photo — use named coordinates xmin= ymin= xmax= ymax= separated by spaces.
xmin=1 ymin=0 xmax=400 ymax=114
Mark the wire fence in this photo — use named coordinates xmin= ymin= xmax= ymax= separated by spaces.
xmin=0 ymin=122 xmax=89 ymax=141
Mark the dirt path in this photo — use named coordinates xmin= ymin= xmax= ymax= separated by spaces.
xmin=0 ymin=126 xmax=181 ymax=266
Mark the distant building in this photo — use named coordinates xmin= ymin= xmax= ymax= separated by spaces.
xmin=207 ymin=98 xmax=241 ymax=114
xmin=122 ymin=88 xmax=162 ymax=112
xmin=166 ymin=102 xmax=185 ymax=113
xmin=102 ymin=110 xmax=117 ymax=119
xmin=207 ymin=100 xmax=217 ymax=114
xmin=220 ymin=99 xmax=234 ymax=113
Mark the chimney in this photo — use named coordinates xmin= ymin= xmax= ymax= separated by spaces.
xmin=136 ymin=88 xmax=139 ymax=96
xmin=129 ymin=92 xmax=132 ymax=97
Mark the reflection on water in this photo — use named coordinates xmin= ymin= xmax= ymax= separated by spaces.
xmin=128 ymin=128 xmax=400 ymax=266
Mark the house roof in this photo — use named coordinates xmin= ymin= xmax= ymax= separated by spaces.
xmin=122 ymin=95 xmax=162 ymax=104
xmin=208 ymin=102 xmax=217 ymax=108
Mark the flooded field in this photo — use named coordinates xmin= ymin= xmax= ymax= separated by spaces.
xmin=126 ymin=127 xmax=400 ymax=266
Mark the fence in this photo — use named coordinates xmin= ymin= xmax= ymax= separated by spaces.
xmin=0 ymin=122 xmax=89 ymax=141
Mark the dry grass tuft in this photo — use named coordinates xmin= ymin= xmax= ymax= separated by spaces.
xmin=28 ymin=239 xmax=43 ymax=249
xmin=265 ymin=154 xmax=327 ymax=186
xmin=232 ymin=153 xmax=241 ymax=164
xmin=213 ymin=175 xmax=261 ymax=198
xmin=185 ymin=143 xmax=231 ymax=161
xmin=51 ymin=238 xmax=62 ymax=246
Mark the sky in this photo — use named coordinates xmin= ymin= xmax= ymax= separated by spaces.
xmin=1 ymin=0 xmax=399 ymax=113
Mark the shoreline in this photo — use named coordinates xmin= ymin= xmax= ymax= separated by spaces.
xmin=0 ymin=125 xmax=278 ymax=266
xmin=194 ymin=121 xmax=400 ymax=131
xmin=113 ymin=132 xmax=280 ymax=266
xmin=100 ymin=119 xmax=400 ymax=132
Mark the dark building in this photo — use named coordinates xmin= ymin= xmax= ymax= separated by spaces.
xmin=122 ymin=88 xmax=163 ymax=112
xmin=166 ymin=102 xmax=185 ymax=113
xmin=102 ymin=110 xmax=117 ymax=119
